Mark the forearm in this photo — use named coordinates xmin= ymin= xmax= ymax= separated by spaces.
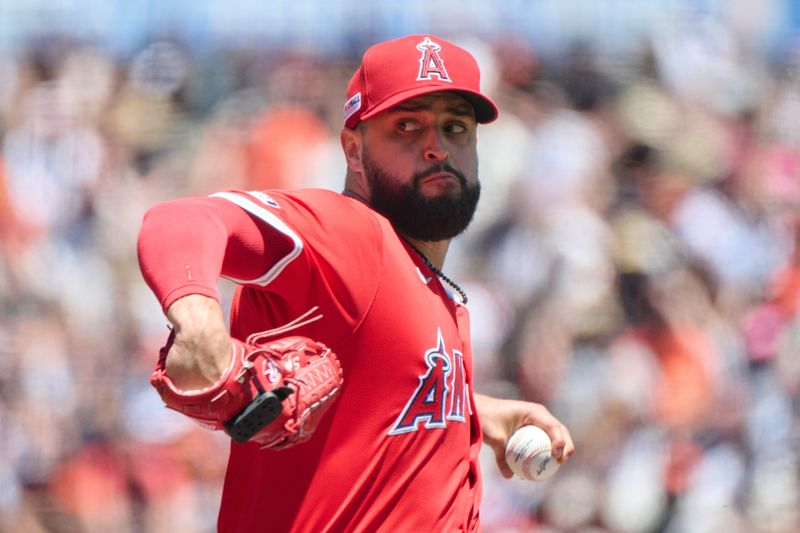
xmin=473 ymin=393 xmax=494 ymax=424
xmin=164 ymin=294 xmax=232 ymax=390
xmin=474 ymin=393 xmax=516 ymax=447
xmin=137 ymin=195 xmax=278 ymax=389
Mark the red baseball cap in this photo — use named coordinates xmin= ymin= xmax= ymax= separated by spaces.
xmin=343 ymin=34 xmax=499 ymax=129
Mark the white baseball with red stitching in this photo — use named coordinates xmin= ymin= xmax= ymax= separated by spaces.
xmin=505 ymin=425 xmax=560 ymax=481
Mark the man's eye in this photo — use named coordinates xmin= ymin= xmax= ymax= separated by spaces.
xmin=397 ymin=120 xmax=421 ymax=132
xmin=446 ymin=123 xmax=467 ymax=134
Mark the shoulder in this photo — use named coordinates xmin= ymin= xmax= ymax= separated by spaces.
xmin=275 ymin=189 xmax=376 ymax=218
xmin=212 ymin=188 xmax=378 ymax=225
xmin=272 ymin=189 xmax=388 ymax=241
xmin=212 ymin=188 xmax=393 ymax=257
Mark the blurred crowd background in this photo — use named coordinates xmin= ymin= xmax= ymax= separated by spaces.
xmin=2 ymin=1 xmax=800 ymax=532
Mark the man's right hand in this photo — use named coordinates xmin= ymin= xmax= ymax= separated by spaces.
xmin=164 ymin=294 xmax=232 ymax=391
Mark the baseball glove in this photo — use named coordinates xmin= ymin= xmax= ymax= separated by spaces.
xmin=150 ymin=330 xmax=343 ymax=449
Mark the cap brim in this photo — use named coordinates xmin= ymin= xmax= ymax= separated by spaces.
xmin=359 ymin=85 xmax=499 ymax=125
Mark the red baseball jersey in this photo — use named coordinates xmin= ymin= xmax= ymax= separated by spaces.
xmin=209 ymin=189 xmax=483 ymax=532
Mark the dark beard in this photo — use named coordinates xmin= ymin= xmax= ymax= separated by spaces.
xmin=363 ymin=153 xmax=481 ymax=242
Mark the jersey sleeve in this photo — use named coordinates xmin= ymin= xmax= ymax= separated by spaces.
xmin=137 ymin=195 xmax=296 ymax=312
xmin=210 ymin=189 xmax=385 ymax=346
xmin=208 ymin=190 xmax=305 ymax=286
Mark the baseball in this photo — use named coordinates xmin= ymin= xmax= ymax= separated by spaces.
xmin=505 ymin=425 xmax=560 ymax=481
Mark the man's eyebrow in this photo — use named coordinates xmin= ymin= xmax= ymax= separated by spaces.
xmin=388 ymin=100 xmax=475 ymax=117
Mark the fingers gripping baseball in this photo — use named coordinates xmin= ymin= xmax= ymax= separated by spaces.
xmin=517 ymin=404 xmax=575 ymax=465
xmin=475 ymin=394 xmax=575 ymax=478
xmin=492 ymin=440 xmax=514 ymax=479
xmin=534 ymin=419 xmax=573 ymax=464
xmin=150 ymin=332 xmax=343 ymax=449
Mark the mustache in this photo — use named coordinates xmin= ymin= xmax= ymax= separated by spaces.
xmin=412 ymin=164 xmax=467 ymax=187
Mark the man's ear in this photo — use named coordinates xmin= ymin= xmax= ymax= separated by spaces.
xmin=340 ymin=128 xmax=364 ymax=174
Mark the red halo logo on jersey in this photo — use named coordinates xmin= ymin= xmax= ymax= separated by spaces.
xmin=416 ymin=37 xmax=452 ymax=83
xmin=388 ymin=328 xmax=468 ymax=435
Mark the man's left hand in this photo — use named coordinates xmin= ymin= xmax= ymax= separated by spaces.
xmin=474 ymin=394 xmax=575 ymax=479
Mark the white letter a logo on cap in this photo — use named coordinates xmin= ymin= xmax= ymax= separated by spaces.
xmin=416 ymin=37 xmax=451 ymax=82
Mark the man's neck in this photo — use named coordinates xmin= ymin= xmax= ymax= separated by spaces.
xmin=342 ymin=188 xmax=369 ymax=204
xmin=402 ymin=236 xmax=450 ymax=269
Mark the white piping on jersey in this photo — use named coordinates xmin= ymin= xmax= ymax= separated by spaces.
xmin=246 ymin=306 xmax=323 ymax=344
xmin=210 ymin=191 xmax=303 ymax=287
xmin=417 ymin=267 xmax=433 ymax=285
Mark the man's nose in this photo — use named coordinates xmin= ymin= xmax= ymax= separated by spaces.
xmin=423 ymin=131 xmax=449 ymax=162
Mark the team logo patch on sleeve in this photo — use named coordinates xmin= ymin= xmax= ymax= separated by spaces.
xmin=388 ymin=328 xmax=469 ymax=435
xmin=248 ymin=191 xmax=281 ymax=209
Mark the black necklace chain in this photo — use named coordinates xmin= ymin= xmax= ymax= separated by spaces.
xmin=404 ymin=241 xmax=468 ymax=304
